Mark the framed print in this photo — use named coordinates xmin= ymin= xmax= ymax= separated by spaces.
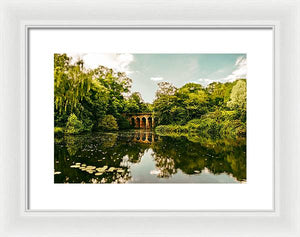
xmin=28 ymin=28 xmax=273 ymax=211
xmin=1 ymin=0 xmax=300 ymax=236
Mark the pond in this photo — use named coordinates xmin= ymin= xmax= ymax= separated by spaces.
xmin=54 ymin=130 xmax=246 ymax=184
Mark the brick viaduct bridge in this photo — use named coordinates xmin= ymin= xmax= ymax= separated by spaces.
xmin=125 ymin=113 xmax=155 ymax=129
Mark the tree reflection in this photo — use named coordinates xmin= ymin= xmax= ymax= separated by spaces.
xmin=54 ymin=130 xmax=246 ymax=183
xmin=152 ymin=135 xmax=246 ymax=181
xmin=153 ymin=152 xmax=176 ymax=178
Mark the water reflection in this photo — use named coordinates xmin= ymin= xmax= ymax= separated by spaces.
xmin=54 ymin=130 xmax=246 ymax=183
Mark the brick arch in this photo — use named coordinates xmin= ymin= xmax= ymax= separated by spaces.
xmin=124 ymin=113 xmax=155 ymax=129
xmin=135 ymin=117 xmax=140 ymax=128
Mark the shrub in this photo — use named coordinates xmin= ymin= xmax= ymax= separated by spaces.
xmin=65 ymin=113 xmax=84 ymax=134
xmin=98 ymin=115 xmax=119 ymax=131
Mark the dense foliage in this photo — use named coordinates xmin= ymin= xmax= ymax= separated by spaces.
xmin=153 ymin=80 xmax=246 ymax=138
xmin=98 ymin=115 xmax=119 ymax=131
xmin=65 ymin=113 xmax=85 ymax=134
xmin=54 ymin=54 xmax=149 ymax=134
xmin=54 ymin=53 xmax=246 ymax=139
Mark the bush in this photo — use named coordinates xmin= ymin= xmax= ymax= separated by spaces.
xmin=98 ymin=115 xmax=119 ymax=131
xmin=65 ymin=114 xmax=84 ymax=134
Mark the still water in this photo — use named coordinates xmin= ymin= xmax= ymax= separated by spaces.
xmin=54 ymin=130 xmax=246 ymax=183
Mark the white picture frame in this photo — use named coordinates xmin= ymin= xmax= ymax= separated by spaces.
xmin=0 ymin=0 xmax=299 ymax=236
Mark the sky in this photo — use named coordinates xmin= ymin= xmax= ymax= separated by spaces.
xmin=69 ymin=53 xmax=247 ymax=103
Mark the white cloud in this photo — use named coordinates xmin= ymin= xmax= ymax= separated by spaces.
xmin=150 ymin=77 xmax=164 ymax=81
xmin=222 ymin=56 xmax=247 ymax=82
xmin=68 ymin=53 xmax=134 ymax=75
xmin=197 ymin=56 xmax=247 ymax=86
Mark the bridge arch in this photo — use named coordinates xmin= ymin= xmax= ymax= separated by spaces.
xmin=125 ymin=113 xmax=155 ymax=129
xmin=136 ymin=117 xmax=140 ymax=128
xmin=141 ymin=117 xmax=146 ymax=128
xmin=148 ymin=117 xmax=153 ymax=129
xmin=131 ymin=117 xmax=135 ymax=127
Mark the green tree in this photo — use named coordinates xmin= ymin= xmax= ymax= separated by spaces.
xmin=153 ymin=82 xmax=210 ymax=125
xmin=98 ymin=115 xmax=119 ymax=131
xmin=227 ymin=80 xmax=246 ymax=122
xmin=155 ymin=81 xmax=177 ymax=98
xmin=154 ymin=79 xmax=246 ymax=138
xmin=124 ymin=92 xmax=149 ymax=113
xmin=92 ymin=66 xmax=132 ymax=119
xmin=65 ymin=114 xmax=84 ymax=134
xmin=153 ymin=82 xmax=178 ymax=125
xmin=54 ymin=53 xmax=135 ymax=132
xmin=54 ymin=54 xmax=92 ymax=114
xmin=227 ymin=80 xmax=247 ymax=110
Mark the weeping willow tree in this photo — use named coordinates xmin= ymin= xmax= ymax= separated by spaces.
xmin=54 ymin=54 xmax=92 ymax=114
xmin=54 ymin=53 xmax=135 ymax=133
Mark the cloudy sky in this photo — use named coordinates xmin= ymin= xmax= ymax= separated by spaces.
xmin=69 ymin=53 xmax=246 ymax=103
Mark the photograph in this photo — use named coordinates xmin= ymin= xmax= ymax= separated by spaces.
xmin=54 ymin=53 xmax=247 ymax=184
